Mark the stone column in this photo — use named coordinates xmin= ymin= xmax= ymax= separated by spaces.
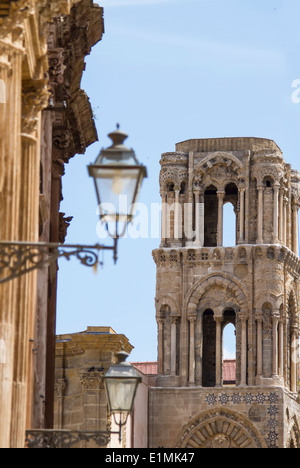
xmin=272 ymin=313 xmax=280 ymax=377
xmin=287 ymin=189 xmax=292 ymax=250
xmin=283 ymin=196 xmax=288 ymax=246
xmin=291 ymin=326 xmax=299 ymax=393
xmin=161 ymin=190 xmax=168 ymax=245
xmin=157 ymin=318 xmax=165 ymax=375
xmin=185 ymin=190 xmax=195 ymax=245
xmin=170 ymin=316 xmax=178 ymax=376
xmin=256 ymin=314 xmax=263 ymax=378
xmin=188 ymin=315 xmax=196 ymax=386
xmin=239 ymin=188 xmax=245 ymax=243
xmin=240 ymin=314 xmax=248 ymax=386
xmin=217 ymin=191 xmax=225 ymax=247
xmin=80 ymin=372 xmax=103 ymax=437
xmin=292 ymin=201 xmax=299 ymax=256
xmin=0 ymin=46 xmax=23 ymax=449
xmin=194 ymin=191 xmax=203 ymax=247
xmin=199 ymin=194 xmax=205 ymax=247
xmin=279 ymin=188 xmax=284 ymax=242
xmin=174 ymin=189 xmax=180 ymax=241
xmin=54 ymin=379 xmax=66 ymax=429
xmin=273 ymin=183 xmax=280 ymax=243
xmin=0 ymin=48 xmax=9 ymax=139
xmin=257 ymin=184 xmax=264 ymax=243
xmin=10 ymin=83 xmax=49 ymax=447
xmin=278 ymin=318 xmax=284 ymax=378
xmin=214 ymin=316 xmax=223 ymax=387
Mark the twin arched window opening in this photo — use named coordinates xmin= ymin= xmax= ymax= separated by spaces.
xmin=204 ymin=183 xmax=238 ymax=247
xmin=202 ymin=309 xmax=237 ymax=387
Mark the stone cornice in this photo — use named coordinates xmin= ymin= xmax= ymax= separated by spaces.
xmin=48 ymin=0 xmax=104 ymax=160
xmin=175 ymin=137 xmax=283 ymax=154
xmin=56 ymin=332 xmax=133 ymax=357
xmin=153 ymin=244 xmax=300 ymax=276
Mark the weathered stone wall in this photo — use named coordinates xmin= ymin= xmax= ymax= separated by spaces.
xmin=152 ymin=137 xmax=300 ymax=448
xmin=54 ymin=327 xmax=133 ymax=448
xmin=0 ymin=0 xmax=103 ymax=447
xmin=149 ymin=386 xmax=285 ymax=448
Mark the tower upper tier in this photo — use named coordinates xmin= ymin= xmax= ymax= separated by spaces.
xmin=159 ymin=137 xmax=300 ymax=252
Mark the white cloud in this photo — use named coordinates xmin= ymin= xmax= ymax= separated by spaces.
xmin=223 ymin=348 xmax=236 ymax=360
xmin=107 ymin=24 xmax=284 ymax=69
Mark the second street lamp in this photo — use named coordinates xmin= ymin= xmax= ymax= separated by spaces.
xmin=88 ymin=125 xmax=147 ymax=262
xmin=103 ymin=351 xmax=142 ymax=443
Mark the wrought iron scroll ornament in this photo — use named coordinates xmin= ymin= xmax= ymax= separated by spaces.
xmin=25 ymin=430 xmax=112 ymax=449
xmin=0 ymin=240 xmax=118 ymax=284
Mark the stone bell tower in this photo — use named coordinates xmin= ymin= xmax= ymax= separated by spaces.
xmin=150 ymin=137 xmax=300 ymax=448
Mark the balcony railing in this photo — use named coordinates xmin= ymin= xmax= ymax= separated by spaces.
xmin=25 ymin=430 xmax=111 ymax=448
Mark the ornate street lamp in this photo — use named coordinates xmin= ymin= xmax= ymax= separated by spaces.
xmin=103 ymin=350 xmax=142 ymax=442
xmin=0 ymin=126 xmax=147 ymax=284
xmin=88 ymin=125 xmax=147 ymax=261
xmin=26 ymin=352 xmax=142 ymax=448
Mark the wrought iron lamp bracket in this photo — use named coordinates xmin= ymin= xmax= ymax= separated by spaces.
xmin=0 ymin=239 xmax=118 ymax=284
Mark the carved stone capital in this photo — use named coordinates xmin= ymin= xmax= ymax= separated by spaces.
xmin=38 ymin=0 xmax=80 ymax=27
xmin=188 ymin=314 xmax=197 ymax=323
xmin=55 ymin=378 xmax=66 ymax=397
xmin=22 ymin=81 xmax=50 ymax=137
xmin=0 ymin=0 xmax=35 ymax=44
xmin=170 ymin=315 xmax=179 ymax=325
xmin=80 ymin=372 xmax=103 ymax=390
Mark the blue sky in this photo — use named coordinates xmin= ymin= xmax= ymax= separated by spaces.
xmin=56 ymin=0 xmax=300 ymax=361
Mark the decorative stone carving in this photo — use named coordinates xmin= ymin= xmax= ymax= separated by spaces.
xmin=48 ymin=48 xmax=67 ymax=102
xmin=22 ymin=83 xmax=50 ymax=138
xmin=152 ymin=137 xmax=300 ymax=449
xmin=80 ymin=372 xmax=103 ymax=391
xmin=53 ymin=128 xmax=72 ymax=150
xmin=55 ymin=379 xmax=66 ymax=397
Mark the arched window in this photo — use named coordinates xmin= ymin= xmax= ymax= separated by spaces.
xmin=222 ymin=310 xmax=236 ymax=386
xmin=263 ymin=177 xmax=273 ymax=188
xmin=223 ymin=183 xmax=238 ymax=247
xmin=204 ymin=186 xmax=218 ymax=247
xmin=202 ymin=309 xmax=216 ymax=387
xmin=166 ymin=182 xmax=174 ymax=192
xmin=223 ymin=202 xmax=236 ymax=247
xmin=180 ymin=181 xmax=186 ymax=195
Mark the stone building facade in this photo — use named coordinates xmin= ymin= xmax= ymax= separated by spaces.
xmin=0 ymin=0 xmax=103 ymax=448
xmin=54 ymin=327 xmax=136 ymax=448
xmin=53 ymin=329 xmax=156 ymax=449
xmin=151 ymin=137 xmax=300 ymax=448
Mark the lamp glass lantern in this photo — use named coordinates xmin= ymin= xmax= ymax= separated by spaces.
xmin=88 ymin=125 xmax=147 ymax=238
xmin=103 ymin=351 xmax=142 ymax=416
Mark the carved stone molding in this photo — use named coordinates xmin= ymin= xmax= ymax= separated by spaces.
xmin=48 ymin=48 xmax=67 ymax=101
xmin=0 ymin=0 xmax=35 ymax=43
xmin=80 ymin=372 xmax=103 ymax=391
xmin=38 ymin=0 xmax=82 ymax=27
xmin=22 ymin=81 xmax=50 ymax=138
xmin=53 ymin=127 xmax=72 ymax=151
xmin=55 ymin=378 xmax=66 ymax=397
